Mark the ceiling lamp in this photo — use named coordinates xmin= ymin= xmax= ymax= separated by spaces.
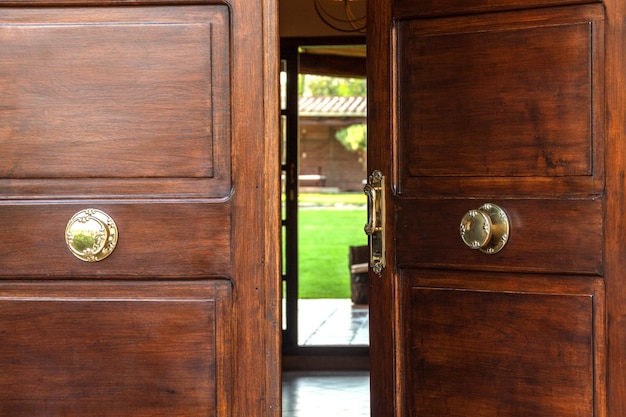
xmin=314 ymin=0 xmax=366 ymax=33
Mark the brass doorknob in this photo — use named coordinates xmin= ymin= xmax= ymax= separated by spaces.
xmin=459 ymin=203 xmax=509 ymax=254
xmin=65 ymin=209 xmax=118 ymax=262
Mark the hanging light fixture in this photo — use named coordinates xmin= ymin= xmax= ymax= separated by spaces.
xmin=313 ymin=0 xmax=366 ymax=33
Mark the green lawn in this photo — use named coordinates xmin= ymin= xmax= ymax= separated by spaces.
xmin=297 ymin=199 xmax=368 ymax=299
xmin=297 ymin=193 xmax=367 ymax=206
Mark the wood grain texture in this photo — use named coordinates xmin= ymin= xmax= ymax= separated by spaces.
xmin=393 ymin=0 xmax=597 ymax=19
xmin=0 ymin=6 xmax=231 ymax=198
xmin=0 ymin=201 xmax=231 ymax=278
xmin=602 ymin=0 xmax=626 ymax=416
xmin=0 ymin=1 xmax=280 ymax=416
xmin=0 ymin=7 xmax=229 ymax=180
xmin=370 ymin=1 xmax=610 ymax=417
xmin=367 ymin=0 xmax=398 ymax=414
xmin=396 ymin=198 xmax=603 ymax=275
xmin=0 ymin=280 xmax=232 ymax=416
xmin=405 ymin=272 xmax=603 ymax=417
xmin=228 ymin=0 xmax=281 ymax=415
xmin=398 ymin=6 xmax=603 ymax=179
xmin=261 ymin=0 xmax=282 ymax=413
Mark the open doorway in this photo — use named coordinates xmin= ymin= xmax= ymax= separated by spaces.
xmin=280 ymin=38 xmax=368 ymax=371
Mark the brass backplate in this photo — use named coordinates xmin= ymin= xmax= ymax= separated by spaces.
xmin=364 ymin=170 xmax=385 ymax=275
xmin=65 ymin=208 xmax=118 ymax=262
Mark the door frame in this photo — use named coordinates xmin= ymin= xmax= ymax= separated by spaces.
xmin=280 ymin=36 xmax=369 ymax=370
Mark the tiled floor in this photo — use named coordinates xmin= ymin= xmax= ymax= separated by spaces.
xmin=282 ymin=299 xmax=370 ymax=417
xmin=297 ymin=298 xmax=369 ymax=346
xmin=282 ymin=371 xmax=370 ymax=417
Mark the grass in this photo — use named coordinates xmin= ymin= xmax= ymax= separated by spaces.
xmin=297 ymin=193 xmax=367 ymax=206
xmin=296 ymin=193 xmax=368 ymax=299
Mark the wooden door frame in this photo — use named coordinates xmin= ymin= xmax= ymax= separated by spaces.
xmin=366 ymin=0 xmax=399 ymax=414
xmin=604 ymin=0 xmax=626 ymax=415
xmin=231 ymin=0 xmax=281 ymax=413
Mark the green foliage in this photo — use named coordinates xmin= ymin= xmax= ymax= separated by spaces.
xmin=335 ymin=123 xmax=367 ymax=152
xmin=71 ymin=234 xmax=95 ymax=252
xmin=298 ymin=193 xmax=366 ymax=206
xmin=300 ymin=74 xmax=366 ymax=97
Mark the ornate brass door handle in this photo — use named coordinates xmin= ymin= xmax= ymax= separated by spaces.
xmin=460 ymin=203 xmax=510 ymax=254
xmin=65 ymin=209 xmax=118 ymax=262
xmin=364 ymin=170 xmax=385 ymax=275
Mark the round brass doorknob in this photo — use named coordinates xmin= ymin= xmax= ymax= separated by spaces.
xmin=459 ymin=203 xmax=509 ymax=254
xmin=65 ymin=209 xmax=118 ymax=262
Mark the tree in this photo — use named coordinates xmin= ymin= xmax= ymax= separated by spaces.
xmin=300 ymin=75 xmax=366 ymax=97
xmin=336 ymin=123 xmax=367 ymax=168
xmin=335 ymin=123 xmax=366 ymax=152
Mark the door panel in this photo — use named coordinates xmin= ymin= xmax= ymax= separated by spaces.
xmin=0 ymin=202 xmax=231 ymax=277
xmin=0 ymin=280 xmax=232 ymax=416
xmin=397 ymin=5 xmax=604 ymax=195
xmin=396 ymin=198 xmax=602 ymax=274
xmin=393 ymin=0 xmax=599 ymax=19
xmin=404 ymin=272 xmax=604 ymax=417
xmin=0 ymin=5 xmax=231 ymax=198
xmin=1 ymin=6 xmax=229 ymax=180
xmin=399 ymin=8 xmax=599 ymax=178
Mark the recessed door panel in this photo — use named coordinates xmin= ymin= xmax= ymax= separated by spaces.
xmin=405 ymin=272 xmax=604 ymax=417
xmin=393 ymin=0 xmax=599 ymax=18
xmin=0 ymin=201 xmax=231 ymax=277
xmin=398 ymin=6 xmax=604 ymax=190
xmin=0 ymin=5 xmax=231 ymax=198
xmin=0 ymin=280 xmax=232 ymax=416
xmin=396 ymin=198 xmax=603 ymax=274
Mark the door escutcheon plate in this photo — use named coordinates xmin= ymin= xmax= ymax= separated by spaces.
xmin=65 ymin=209 xmax=118 ymax=262
xmin=460 ymin=203 xmax=510 ymax=254
xmin=364 ymin=170 xmax=386 ymax=275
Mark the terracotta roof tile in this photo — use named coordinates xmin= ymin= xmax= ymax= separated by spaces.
xmin=299 ymin=96 xmax=366 ymax=117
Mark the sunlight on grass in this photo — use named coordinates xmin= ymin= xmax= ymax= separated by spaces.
xmin=298 ymin=193 xmax=367 ymax=206
xmin=298 ymin=194 xmax=367 ymax=299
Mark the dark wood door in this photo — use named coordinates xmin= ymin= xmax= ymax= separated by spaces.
xmin=0 ymin=1 xmax=280 ymax=416
xmin=366 ymin=0 xmax=625 ymax=415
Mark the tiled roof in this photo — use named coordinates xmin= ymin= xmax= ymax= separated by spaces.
xmin=298 ymin=96 xmax=366 ymax=117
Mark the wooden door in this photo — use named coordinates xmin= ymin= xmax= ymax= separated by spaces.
xmin=366 ymin=0 xmax=626 ymax=415
xmin=0 ymin=1 xmax=280 ymax=416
